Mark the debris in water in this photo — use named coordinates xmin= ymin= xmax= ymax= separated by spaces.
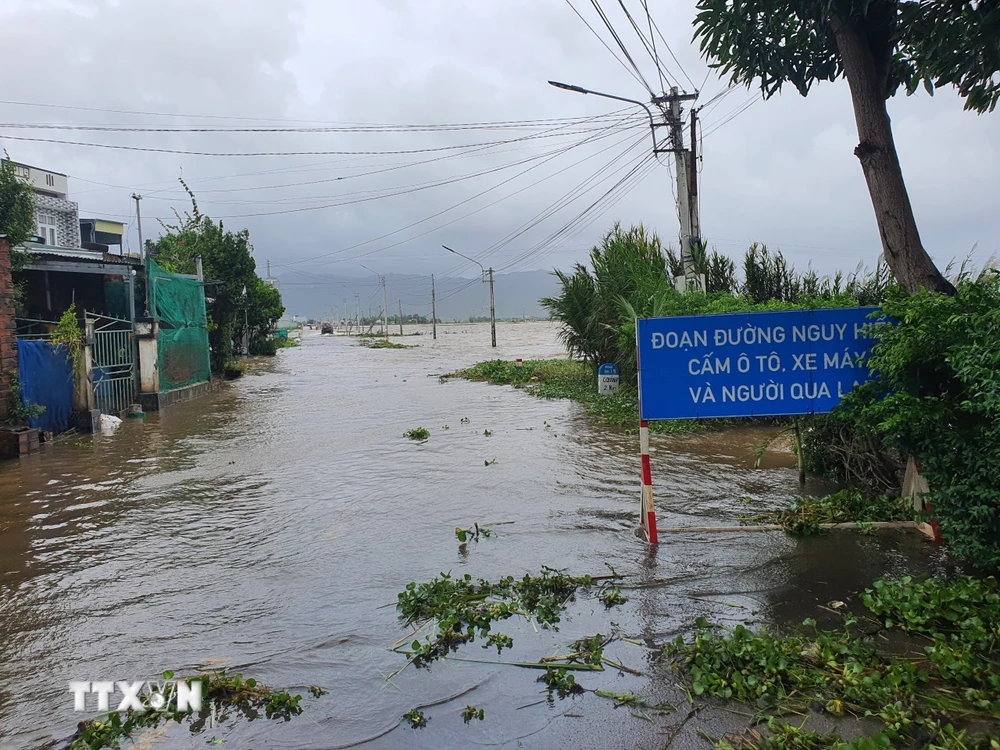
xmin=402 ymin=708 xmax=427 ymax=729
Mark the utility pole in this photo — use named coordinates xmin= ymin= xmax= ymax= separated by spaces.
xmin=132 ymin=193 xmax=149 ymax=315
xmin=431 ymin=274 xmax=437 ymax=340
xmin=355 ymin=293 xmax=360 ymax=332
xmin=548 ymin=81 xmax=701 ymax=291
xmin=381 ymin=277 xmax=388 ymax=342
xmin=690 ymin=107 xmax=701 ymax=280
xmin=657 ymin=86 xmax=701 ymax=292
xmin=442 ymin=245 xmax=497 ymax=347
xmin=487 ymin=267 xmax=496 ymax=348
xmin=398 ymin=299 xmax=403 ymax=335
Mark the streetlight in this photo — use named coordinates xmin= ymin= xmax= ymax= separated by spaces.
xmin=443 ymin=245 xmax=496 ymax=348
xmin=547 ymin=80 xmax=658 ymax=152
xmin=360 ymin=264 xmax=388 ymax=342
xmin=548 ymin=79 xmax=701 ymax=290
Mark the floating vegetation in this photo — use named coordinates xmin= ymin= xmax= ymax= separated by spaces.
xmin=455 ymin=523 xmax=494 ymax=543
xmin=394 ymin=568 xmax=605 ymax=667
xmin=483 ymin=428 xmax=493 ymax=437
xmin=402 ymin=708 xmax=427 ymax=729
xmin=742 ymin=490 xmax=915 ymax=536
xmin=598 ymin=587 xmax=628 ymax=608
xmin=461 ymin=705 xmax=485 ymax=723
xmin=460 ymin=417 xmax=470 ymax=424
xmin=540 ymin=667 xmax=582 ymax=694
xmin=484 ymin=457 xmax=497 ymax=466
xmin=403 ymin=427 xmax=430 ymax=441
xmin=666 ymin=576 xmax=1000 ymax=748
xmin=361 ymin=339 xmax=415 ymax=349
xmin=69 ymin=671 xmax=312 ymax=750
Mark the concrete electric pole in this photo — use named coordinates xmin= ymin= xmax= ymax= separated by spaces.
xmin=442 ymin=245 xmax=497 ymax=348
xmin=548 ymin=81 xmax=702 ymax=291
xmin=431 ymin=274 xmax=437 ymax=340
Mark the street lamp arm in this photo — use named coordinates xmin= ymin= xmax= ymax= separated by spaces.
xmin=441 ymin=244 xmax=485 ymax=274
xmin=547 ymin=80 xmax=658 ymax=152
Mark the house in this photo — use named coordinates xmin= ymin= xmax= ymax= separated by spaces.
xmin=10 ymin=161 xmax=80 ymax=249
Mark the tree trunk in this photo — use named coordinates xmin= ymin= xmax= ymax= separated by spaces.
xmin=831 ymin=18 xmax=955 ymax=295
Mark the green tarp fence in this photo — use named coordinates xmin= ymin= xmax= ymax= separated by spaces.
xmin=150 ymin=259 xmax=211 ymax=391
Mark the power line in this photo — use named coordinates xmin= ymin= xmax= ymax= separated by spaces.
xmin=0 ymin=127 xmax=619 ymax=158
xmin=0 ymin=113 xmax=639 ymax=135
xmin=646 ymin=10 xmax=698 ymax=91
xmin=563 ymin=0 xmax=654 ymax=93
xmin=445 ymin=130 xmax=649 ymax=275
xmin=268 ymin=115 xmax=641 ymax=271
xmin=588 ymin=0 xmax=656 ymax=95
xmin=616 ymin=0 xmax=675 ymax=89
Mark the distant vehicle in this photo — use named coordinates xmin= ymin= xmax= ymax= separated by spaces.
xmin=321 ymin=322 xmax=334 ymax=335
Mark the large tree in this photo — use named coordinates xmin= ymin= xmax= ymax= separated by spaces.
xmin=693 ymin=0 xmax=1000 ymax=295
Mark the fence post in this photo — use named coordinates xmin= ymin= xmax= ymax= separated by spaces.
xmin=136 ymin=317 xmax=160 ymax=394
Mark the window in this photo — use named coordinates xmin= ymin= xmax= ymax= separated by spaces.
xmin=37 ymin=211 xmax=57 ymax=245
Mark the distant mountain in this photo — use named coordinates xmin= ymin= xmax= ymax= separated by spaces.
xmin=271 ymin=269 xmax=559 ymax=321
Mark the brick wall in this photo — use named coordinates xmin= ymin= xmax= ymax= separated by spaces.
xmin=0 ymin=238 xmax=16 ymax=421
xmin=35 ymin=194 xmax=81 ymax=248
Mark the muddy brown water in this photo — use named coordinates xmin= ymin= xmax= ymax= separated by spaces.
xmin=0 ymin=322 xmax=948 ymax=749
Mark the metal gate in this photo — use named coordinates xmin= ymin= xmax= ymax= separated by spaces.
xmin=89 ymin=314 xmax=137 ymax=416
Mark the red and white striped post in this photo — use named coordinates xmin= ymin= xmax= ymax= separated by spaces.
xmin=639 ymin=419 xmax=658 ymax=544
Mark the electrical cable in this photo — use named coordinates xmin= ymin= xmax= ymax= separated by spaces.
xmin=0 ymin=126 xmax=623 ymax=158
xmin=563 ymin=0 xmax=654 ymax=93
xmin=588 ymin=0 xmax=656 ymax=95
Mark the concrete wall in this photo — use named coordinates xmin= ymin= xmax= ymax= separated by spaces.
xmin=34 ymin=194 xmax=81 ymax=249
xmin=0 ymin=238 xmax=17 ymax=421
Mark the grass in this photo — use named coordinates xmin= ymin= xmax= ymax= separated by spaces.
xmin=404 ymin=427 xmax=430 ymax=441
xmin=442 ymin=359 xmax=709 ymax=434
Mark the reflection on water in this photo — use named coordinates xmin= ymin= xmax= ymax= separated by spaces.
xmin=0 ymin=322 xmax=946 ymax=749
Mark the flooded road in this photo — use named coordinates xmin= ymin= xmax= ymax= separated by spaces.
xmin=0 ymin=322 xmax=944 ymax=749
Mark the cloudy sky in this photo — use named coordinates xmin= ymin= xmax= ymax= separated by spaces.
xmin=1 ymin=0 xmax=997 ymax=288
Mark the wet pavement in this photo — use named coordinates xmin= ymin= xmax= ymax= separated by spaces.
xmin=0 ymin=322 xmax=947 ymax=749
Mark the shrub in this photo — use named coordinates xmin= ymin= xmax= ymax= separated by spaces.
xmin=837 ymin=272 xmax=1000 ymax=569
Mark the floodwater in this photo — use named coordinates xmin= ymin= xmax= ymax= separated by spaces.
xmin=0 ymin=322 xmax=946 ymax=750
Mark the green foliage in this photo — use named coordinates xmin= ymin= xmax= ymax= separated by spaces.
xmin=540 ymin=667 xmax=581 ymax=694
xmin=0 ymin=156 xmax=35 ymax=248
xmin=449 ymin=358 xmax=751 ymax=435
xmin=70 ymin=671 xmax=307 ymax=749
xmin=836 ymin=273 xmax=1000 ymax=568
xmin=361 ymin=338 xmax=414 ymax=349
xmin=455 ymin=523 xmax=493 ymax=543
xmin=668 ymin=576 xmax=1000 ymax=746
xmin=403 ymin=708 xmax=427 ymax=729
xmin=52 ymin=303 xmax=85 ymax=374
xmin=862 ymin=576 xmax=1000 ymax=651
xmin=461 ymin=705 xmax=484 ymax=723
xmin=718 ymin=718 xmax=895 ymax=750
xmin=598 ymin=587 xmax=628 ymax=607
xmin=4 ymin=374 xmax=45 ymax=426
xmin=395 ymin=568 xmax=595 ymax=666
xmin=541 ymin=225 xmax=889 ymax=387
xmin=223 ymin=361 xmax=248 ymax=380
xmin=241 ymin=277 xmax=284 ymax=355
xmin=744 ymin=490 xmax=913 ymax=535
xmin=404 ymin=427 xmax=430 ymax=441
xmin=692 ymin=0 xmax=1000 ymax=113
xmin=152 ymin=179 xmax=257 ymax=375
